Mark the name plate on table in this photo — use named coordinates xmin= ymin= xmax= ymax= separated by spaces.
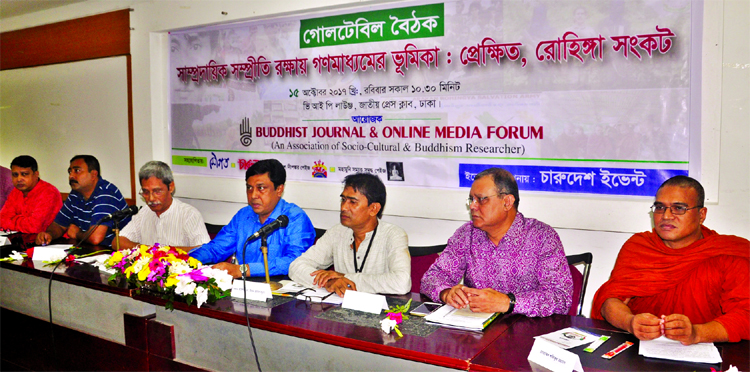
xmin=231 ymin=280 xmax=272 ymax=302
xmin=31 ymin=245 xmax=71 ymax=261
xmin=342 ymin=290 xmax=388 ymax=314
xmin=528 ymin=338 xmax=583 ymax=372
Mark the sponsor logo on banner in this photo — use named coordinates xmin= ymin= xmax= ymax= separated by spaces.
xmin=312 ymin=161 xmax=328 ymax=178
xmin=240 ymin=117 xmax=252 ymax=146
xmin=238 ymin=159 xmax=259 ymax=170
xmin=209 ymin=152 xmax=231 ymax=170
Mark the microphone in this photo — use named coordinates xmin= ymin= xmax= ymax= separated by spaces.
xmin=247 ymin=215 xmax=289 ymax=241
xmin=101 ymin=205 xmax=140 ymax=222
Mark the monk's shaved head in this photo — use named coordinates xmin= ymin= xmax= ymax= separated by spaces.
xmin=657 ymin=176 xmax=704 ymax=207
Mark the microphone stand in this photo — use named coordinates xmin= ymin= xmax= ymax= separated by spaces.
xmin=112 ymin=219 xmax=121 ymax=251
xmin=260 ymin=234 xmax=281 ymax=291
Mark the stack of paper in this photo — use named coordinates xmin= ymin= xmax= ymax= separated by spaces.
xmin=639 ymin=336 xmax=722 ymax=364
xmin=424 ymin=305 xmax=499 ymax=331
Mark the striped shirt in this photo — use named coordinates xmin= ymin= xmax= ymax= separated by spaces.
xmin=120 ymin=198 xmax=210 ymax=248
xmin=55 ymin=178 xmax=129 ymax=246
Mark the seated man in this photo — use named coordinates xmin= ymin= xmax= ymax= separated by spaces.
xmin=190 ymin=159 xmax=315 ymax=278
xmin=1 ymin=155 xmax=62 ymax=233
xmin=592 ymin=176 xmax=749 ymax=345
xmin=117 ymin=161 xmax=210 ymax=250
xmin=421 ymin=167 xmax=572 ymax=317
xmin=289 ymin=173 xmax=411 ymax=296
xmin=36 ymin=155 xmax=130 ymax=246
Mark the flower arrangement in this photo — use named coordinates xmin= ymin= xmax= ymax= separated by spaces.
xmin=105 ymin=243 xmax=232 ymax=310
xmin=381 ymin=299 xmax=412 ymax=337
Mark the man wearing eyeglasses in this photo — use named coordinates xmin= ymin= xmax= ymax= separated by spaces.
xmin=117 ymin=161 xmax=210 ymax=250
xmin=421 ymin=167 xmax=573 ymax=317
xmin=592 ymin=176 xmax=749 ymax=345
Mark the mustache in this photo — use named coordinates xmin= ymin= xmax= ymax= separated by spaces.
xmin=147 ymin=201 xmax=161 ymax=207
xmin=69 ymin=180 xmax=78 ymax=185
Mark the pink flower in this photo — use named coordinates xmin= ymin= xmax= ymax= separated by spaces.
xmin=181 ymin=268 xmax=209 ymax=282
xmin=388 ymin=312 xmax=403 ymax=324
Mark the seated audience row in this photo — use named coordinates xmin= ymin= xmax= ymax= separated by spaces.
xmin=1 ymin=155 xmax=746 ymax=345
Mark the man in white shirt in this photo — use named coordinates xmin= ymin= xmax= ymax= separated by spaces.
xmin=117 ymin=161 xmax=210 ymax=250
xmin=289 ymin=173 xmax=411 ymax=296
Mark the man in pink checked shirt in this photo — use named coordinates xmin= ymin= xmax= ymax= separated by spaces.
xmin=421 ymin=167 xmax=573 ymax=317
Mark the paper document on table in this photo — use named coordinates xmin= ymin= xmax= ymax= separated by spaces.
xmin=535 ymin=327 xmax=601 ymax=349
xmin=639 ymin=336 xmax=722 ymax=364
xmin=273 ymin=280 xmax=308 ymax=295
xmin=76 ymin=254 xmax=115 ymax=274
xmin=295 ymin=287 xmax=344 ymax=305
xmin=0 ymin=231 xmax=19 ymax=236
xmin=424 ymin=305 xmax=499 ymax=331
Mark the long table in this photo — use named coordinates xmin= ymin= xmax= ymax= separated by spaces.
xmin=1 ymin=243 xmax=748 ymax=371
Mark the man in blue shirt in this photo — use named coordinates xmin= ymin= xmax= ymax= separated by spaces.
xmin=36 ymin=155 xmax=130 ymax=247
xmin=190 ymin=159 xmax=315 ymax=278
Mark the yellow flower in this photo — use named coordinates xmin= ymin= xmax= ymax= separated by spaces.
xmin=188 ymin=257 xmax=201 ymax=268
xmin=107 ymin=251 xmax=124 ymax=266
xmin=165 ymin=274 xmax=179 ymax=288
xmin=138 ymin=265 xmax=151 ymax=281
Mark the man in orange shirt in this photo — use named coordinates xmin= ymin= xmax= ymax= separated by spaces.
xmin=0 ymin=156 xmax=62 ymax=233
xmin=592 ymin=176 xmax=749 ymax=345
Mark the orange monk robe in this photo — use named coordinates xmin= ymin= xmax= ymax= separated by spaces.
xmin=591 ymin=226 xmax=750 ymax=342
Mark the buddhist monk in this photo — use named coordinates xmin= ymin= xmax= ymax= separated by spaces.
xmin=592 ymin=176 xmax=749 ymax=345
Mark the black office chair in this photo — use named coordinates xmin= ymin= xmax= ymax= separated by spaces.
xmin=314 ymin=228 xmax=326 ymax=243
xmin=566 ymin=252 xmax=593 ymax=317
xmin=204 ymin=223 xmax=224 ymax=240
xmin=408 ymin=244 xmax=447 ymax=294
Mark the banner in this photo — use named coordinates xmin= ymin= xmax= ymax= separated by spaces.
xmin=170 ymin=0 xmax=696 ymax=196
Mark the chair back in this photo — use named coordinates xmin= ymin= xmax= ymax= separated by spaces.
xmin=408 ymin=244 xmax=446 ymax=294
xmin=566 ymin=252 xmax=593 ymax=316
xmin=314 ymin=228 xmax=326 ymax=244
xmin=205 ymin=223 xmax=224 ymax=240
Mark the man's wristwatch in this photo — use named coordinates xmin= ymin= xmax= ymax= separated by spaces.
xmin=239 ymin=263 xmax=248 ymax=277
xmin=505 ymin=292 xmax=516 ymax=314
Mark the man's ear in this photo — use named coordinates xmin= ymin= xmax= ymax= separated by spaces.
xmin=275 ymin=184 xmax=285 ymax=196
xmin=504 ymin=195 xmax=515 ymax=211
xmin=369 ymin=202 xmax=382 ymax=217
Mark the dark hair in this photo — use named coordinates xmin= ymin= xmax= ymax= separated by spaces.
xmin=10 ymin=155 xmax=38 ymax=172
xmin=343 ymin=173 xmax=387 ymax=218
xmin=658 ymin=175 xmax=705 ymax=207
xmin=70 ymin=155 xmax=101 ymax=176
xmin=246 ymin=159 xmax=286 ymax=188
xmin=475 ymin=167 xmax=520 ymax=209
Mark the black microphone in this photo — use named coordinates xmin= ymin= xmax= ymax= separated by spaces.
xmin=101 ymin=205 xmax=140 ymax=222
xmin=247 ymin=215 xmax=289 ymax=241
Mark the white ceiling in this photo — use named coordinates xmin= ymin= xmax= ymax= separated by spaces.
xmin=0 ymin=0 xmax=87 ymax=20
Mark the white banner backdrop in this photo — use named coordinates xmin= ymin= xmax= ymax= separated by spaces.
xmin=170 ymin=0 xmax=698 ymax=196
